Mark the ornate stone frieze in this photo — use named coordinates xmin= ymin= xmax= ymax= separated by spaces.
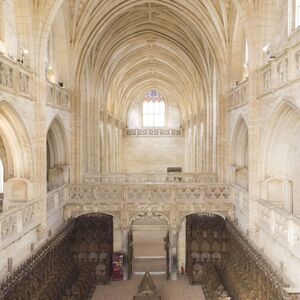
xmin=66 ymin=184 xmax=233 ymax=228
xmin=126 ymin=128 xmax=182 ymax=136
xmin=67 ymin=184 xmax=231 ymax=205
xmin=83 ymin=173 xmax=218 ymax=184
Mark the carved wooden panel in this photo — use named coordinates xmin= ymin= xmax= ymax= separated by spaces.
xmin=0 ymin=214 xmax=113 ymax=300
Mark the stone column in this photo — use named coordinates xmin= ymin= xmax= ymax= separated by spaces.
xmin=121 ymin=226 xmax=129 ymax=280
xmin=169 ymin=228 xmax=178 ymax=280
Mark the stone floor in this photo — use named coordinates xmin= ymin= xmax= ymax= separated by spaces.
xmin=133 ymin=257 xmax=166 ymax=273
xmin=91 ymin=275 xmax=206 ymax=300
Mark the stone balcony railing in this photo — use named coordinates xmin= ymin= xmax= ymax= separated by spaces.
xmin=82 ymin=173 xmax=218 ymax=184
xmin=0 ymin=185 xmax=66 ymax=250
xmin=126 ymin=128 xmax=183 ymax=136
xmin=231 ymin=185 xmax=300 ymax=260
xmin=46 ymin=80 xmax=71 ymax=111
xmin=257 ymin=198 xmax=300 ymax=260
xmin=47 ymin=185 xmax=66 ymax=215
xmin=65 ymin=182 xmax=233 ymax=227
xmin=257 ymin=39 xmax=300 ymax=96
xmin=0 ymin=199 xmax=41 ymax=249
xmin=228 ymin=78 xmax=249 ymax=110
xmin=68 ymin=183 xmax=231 ymax=204
xmin=0 ymin=55 xmax=33 ymax=99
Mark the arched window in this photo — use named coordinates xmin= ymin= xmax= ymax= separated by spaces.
xmin=142 ymin=90 xmax=165 ymax=127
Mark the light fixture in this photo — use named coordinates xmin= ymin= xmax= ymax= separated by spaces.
xmin=262 ymin=43 xmax=276 ymax=60
xmin=262 ymin=43 xmax=271 ymax=54
xmin=19 ymin=48 xmax=29 ymax=63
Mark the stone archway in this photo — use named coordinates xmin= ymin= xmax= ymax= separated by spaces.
xmin=130 ymin=211 xmax=169 ymax=277
xmin=182 ymin=213 xmax=227 ymax=285
xmin=231 ymin=115 xmax=249 ymax=190
xmin=46 ymin=115 xmax=69 ymax=191
xmin=0 ymin=101 xmax=33 ymax=210
xmin=262 ymin=100 xmax=300 ymax=214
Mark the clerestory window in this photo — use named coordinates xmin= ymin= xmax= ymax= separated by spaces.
xmin=142 ymin=90 xmax=165 ymax=127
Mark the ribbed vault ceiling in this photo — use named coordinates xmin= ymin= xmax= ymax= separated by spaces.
xmin=66 ymin=0 xmax=237 ymax=120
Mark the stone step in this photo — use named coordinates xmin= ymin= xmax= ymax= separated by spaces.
xmin=133 ymin=257 xmax=167 ymax=274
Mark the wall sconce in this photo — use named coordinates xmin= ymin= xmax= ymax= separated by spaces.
xmin=262 ymin=43 xmax=276 ymax=60
xmin=19 ymin=48 xmax=29 ymax=64
xmin=46 ymin=66 xmax=55 ymax=82
xmin=262 ymin=43 xmax=271 ymax=54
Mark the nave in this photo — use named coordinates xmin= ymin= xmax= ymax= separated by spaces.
xmin=0 ymin=213 xmax=290 ymax=300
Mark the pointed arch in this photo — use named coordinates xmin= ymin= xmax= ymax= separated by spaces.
xmin=47 ymin=115 xmax=69 ymax=190
xmin=262 ymin=99 xmax=300 ymax=214
xmin=231 ymin=115 xmax=248 ymax=166
xmin=231 ymin=115 xmax=248 ymax=190
xmin=47 ymin=115 xmax=69 ymax=166
xmin=0 ymin=100 xmax=33 ymax=179
xmin=262 ymin=99 xmax=300 ymax=178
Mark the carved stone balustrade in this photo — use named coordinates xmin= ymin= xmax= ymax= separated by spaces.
xmin=126 ymin=128 xmax=183 ymax=136
xmin=228 ymin=79 xmax=249 ymax=110
xmin=46 ymin=80 xmax=71 ymax=111
xmin=257 ymin=39 xmax=300 ymax=96
xmin=83 ymin=173 xmax=218 ymax=184
xmin=66 ymin=183 xmax=233 ymax=227
xmin=0 ymin=55 xmax=33 ymax=99
xmin=0 ymin=199 xmax=41 ymax=249
xmin=257 ymin=199 xmax=300 ymax=260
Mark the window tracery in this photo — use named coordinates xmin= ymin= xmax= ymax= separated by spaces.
xmin=142 ymin=90 xmax=165 ymax=128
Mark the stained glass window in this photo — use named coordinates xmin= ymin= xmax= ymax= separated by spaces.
xmin=143 ymin=90 xmax=165 ymax=127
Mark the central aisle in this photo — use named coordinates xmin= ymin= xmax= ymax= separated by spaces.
xmin=91 ymin=275 xmax=206 ymax=300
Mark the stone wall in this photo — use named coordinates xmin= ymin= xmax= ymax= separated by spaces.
xmin=122 ymin=136 xmax=185 ymax=173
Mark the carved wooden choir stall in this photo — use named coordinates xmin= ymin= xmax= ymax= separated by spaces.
xmin=0 ymin=213 xmax=113 ymax=300
xmin=0 ymin=213 xmax=294 ymax=300
xmin=186 ymin=214 xmax=291 ymax=300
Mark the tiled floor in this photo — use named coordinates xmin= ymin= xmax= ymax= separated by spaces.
xmin=92 ymin=275 xmax=206 ymax=300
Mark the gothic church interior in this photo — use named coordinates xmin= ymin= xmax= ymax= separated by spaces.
xmin=0 ymin=0 xmax=300 ymax=299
